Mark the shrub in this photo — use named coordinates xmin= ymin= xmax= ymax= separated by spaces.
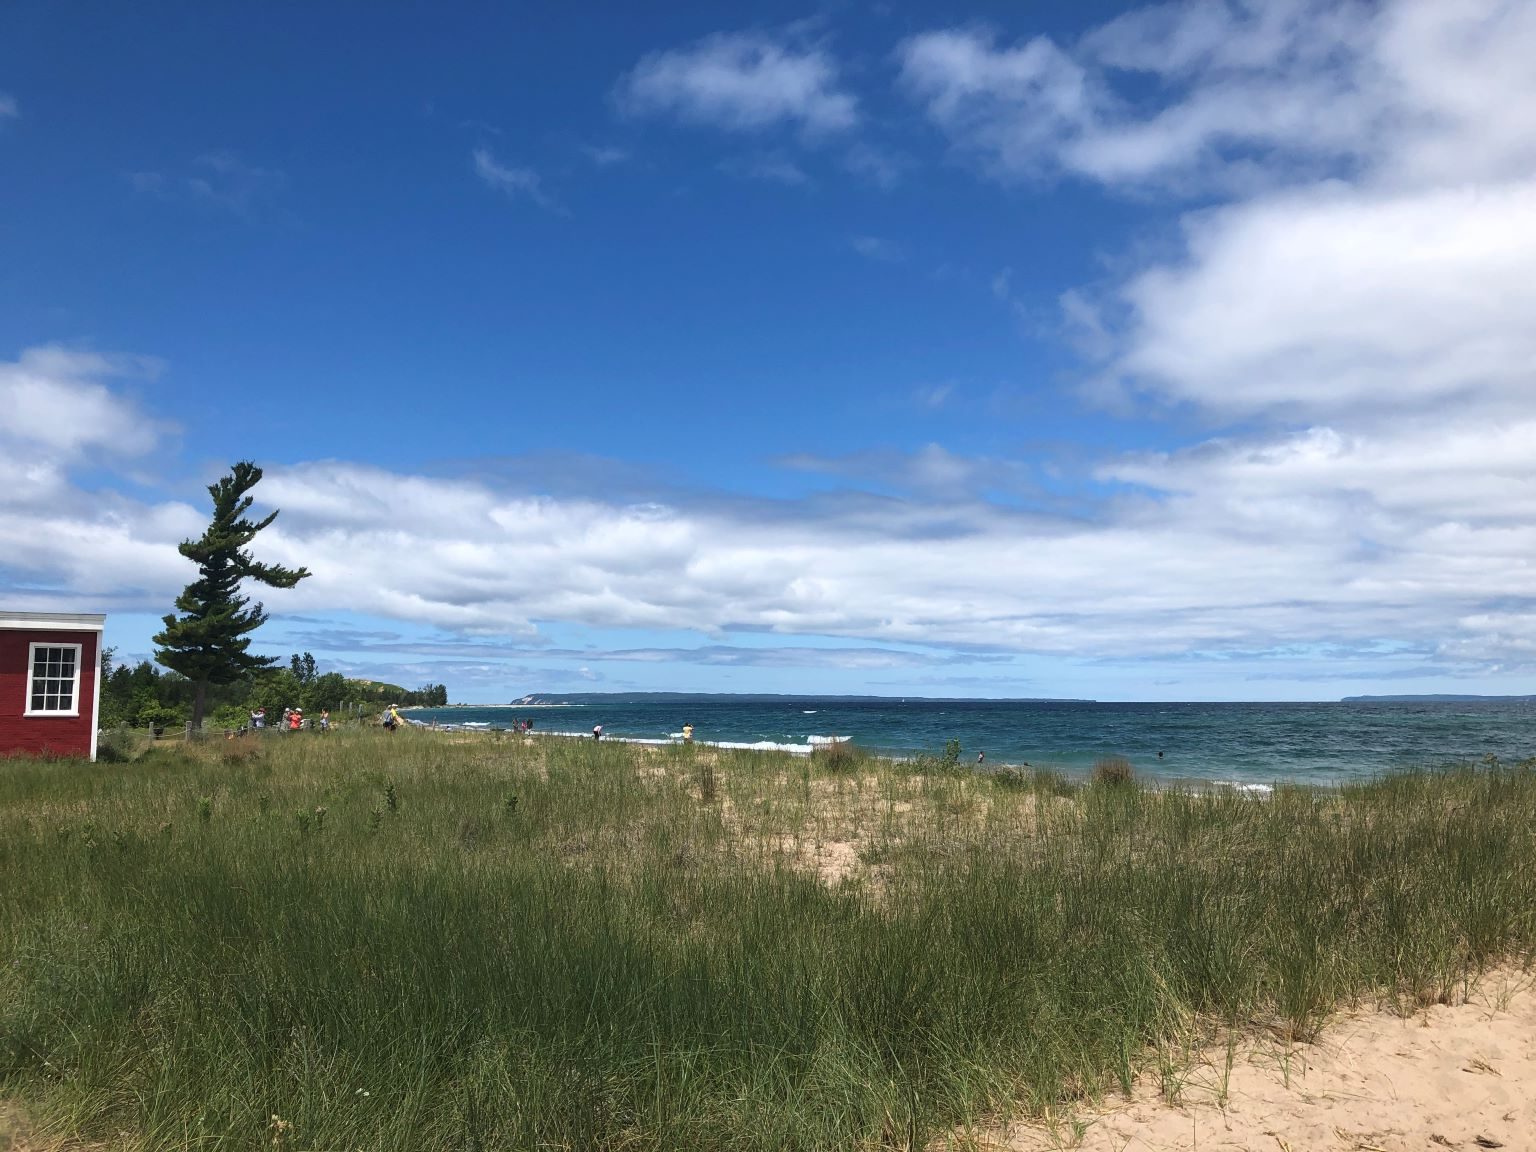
xmin=1092 ymin=756 xmax=1135 ymax=787
xmin=810 ymin=739 xmax=862 ymax=773
xmin=987 ymin=766 xmax=1029 ymax=789
xmin=96 ymin=727 xmax=141 ymax=764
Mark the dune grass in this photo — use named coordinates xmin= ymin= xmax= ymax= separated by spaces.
xmin=1 ymin=731 xmax=1534 ymax=1150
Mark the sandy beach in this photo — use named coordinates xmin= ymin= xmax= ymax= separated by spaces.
xmin=1005 ymin=970 xmax=1535 ymax=1152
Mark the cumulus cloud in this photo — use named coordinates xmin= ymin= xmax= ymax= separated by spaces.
xmin=899 ymin=1 xmax=1536 ymax=191
xmin=0 ymin=346 xmax=165 ymax=460
xmin=10 ymin=439 xmax=1529 ymax=674
xmin=619 ymin=31 xmax=857 ymax=135
xmin=1113 ymin=181 xmax=1536 ymax=419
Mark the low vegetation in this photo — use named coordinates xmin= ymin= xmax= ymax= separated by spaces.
xmin=1090 ymin=754 xmax=1135 ymax=787
xmin=2 ymin=732 xmax=1533 ymax=1150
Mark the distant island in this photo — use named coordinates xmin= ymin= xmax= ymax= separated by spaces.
xmin=509 ymin=691 xmax=1096 ymax=705
xmin=1341 ymin=694 xmax=1536 ymax=703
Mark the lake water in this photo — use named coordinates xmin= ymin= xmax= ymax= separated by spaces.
xmin=406 ymin=697 xmax=1536 ymax=788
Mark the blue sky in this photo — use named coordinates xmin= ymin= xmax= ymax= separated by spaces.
xmin=4 ymin=0 xmax=1536 ymax=702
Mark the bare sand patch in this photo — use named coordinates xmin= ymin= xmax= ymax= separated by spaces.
xmin=999 ymin=970 xmax=1536 ymax=1152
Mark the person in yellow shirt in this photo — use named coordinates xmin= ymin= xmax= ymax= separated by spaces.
xmin=682 ymin=724 xmax=694 ymax=743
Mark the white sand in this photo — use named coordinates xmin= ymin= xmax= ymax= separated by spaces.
xmin=1002 ymin=970 xmax=1535 ymax=1152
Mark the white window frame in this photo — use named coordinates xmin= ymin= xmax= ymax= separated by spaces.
xmin=24 ymin=641 xmax=83 ymax=718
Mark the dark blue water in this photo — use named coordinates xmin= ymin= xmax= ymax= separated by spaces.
xmin=406 ymin=698 xmax=1536 ymax=787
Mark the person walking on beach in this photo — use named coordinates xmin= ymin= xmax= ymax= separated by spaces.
xmin=592 ymin=724 xmax=603 ymax=741
xmin=682 ymin=724 xmax=694 ymax=743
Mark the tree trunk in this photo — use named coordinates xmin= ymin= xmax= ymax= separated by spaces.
xmin=192 ymin=680 xmax=208 ymax=729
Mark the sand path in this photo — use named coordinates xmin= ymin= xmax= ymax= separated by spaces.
xmin=1005 ymin=971 xmax=1535 ymax=1152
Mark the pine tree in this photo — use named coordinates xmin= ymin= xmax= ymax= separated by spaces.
xmin=154 ymin=461 xmax=310 ymax=728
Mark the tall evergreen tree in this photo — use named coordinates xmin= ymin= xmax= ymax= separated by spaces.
xmin=154 ymin=461 xmax=310 ymax=728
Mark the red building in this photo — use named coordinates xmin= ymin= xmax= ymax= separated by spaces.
xmin=0 ymin=611 xmax=106 ymax=761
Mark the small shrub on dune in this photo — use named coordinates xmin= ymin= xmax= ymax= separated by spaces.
xmin=811 ymin=739 xmax=863 ymax=774
xmin=1092 ymin=756 xmax=1135 ymax=787
xmin=988 ymin=766 xmax=1030 ymax=789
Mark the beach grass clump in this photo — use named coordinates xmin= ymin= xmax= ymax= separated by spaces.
xmin=1 ymin=733 xmax=1534 ymax=1150
xmin=809 ymin=737 xmax=864 ymax=773
xmin=1091 ymin=754 xmax=1136 ymax=787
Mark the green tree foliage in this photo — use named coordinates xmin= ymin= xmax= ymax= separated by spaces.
xmin=336 ymin=679 xmax=448 ymax=708
xmin=100 ymin=648 xmax=445 ymax=733
xmin=153 ymin=462 xmax=310 ymax=727
xmin=99 ymin=654 xmax=190 ymax=732
xmin=290 ymin=652 xmax=318 ymax=685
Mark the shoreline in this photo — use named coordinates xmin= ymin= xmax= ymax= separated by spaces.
xmin=400 ymin=698 xmax=1536 ymax=788
xmin=402 ymin=718 xmax=1291 ymax=791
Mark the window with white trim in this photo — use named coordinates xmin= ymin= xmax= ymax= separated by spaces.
xmin=26 ymin=643 xmax=82 ymax=716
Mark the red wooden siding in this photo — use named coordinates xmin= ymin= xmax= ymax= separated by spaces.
xmin=0 ymin=628 xmax=99 ymax=759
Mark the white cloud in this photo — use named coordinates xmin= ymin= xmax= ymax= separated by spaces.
xmin=0 ymin=346 xmax=165 ymax=459
xmin=185 ymin=451 xmax=1536 ymax=668
xmin=898 ymin=28 xmax=1098 ymax=180
xmin=899 ymin=1 xmax=1536 ymax=191
xmin=4 ymin=401 xmax=1536 ymax=678
xmin=1011 ymin=2 xmax=1536 ymax=427
xmin=473 ymin=148 xmax=561 ymax=212
xmin=1113 ymin=180 xmax=1536 ymax=419
xmin=619 ymin=32 xmax=857 ymax=135
xmin=882 ymin=0 xmax=1536 ymax=674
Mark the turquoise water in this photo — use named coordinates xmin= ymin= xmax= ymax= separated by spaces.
xmin=406 ymin=697 xmax=1536 ymax=787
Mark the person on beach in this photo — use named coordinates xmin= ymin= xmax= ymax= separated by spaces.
xmin=383 ymin=704 xmax=402 ymax=732
xmin=977 ymin=751 xmax=985 ymax=764
xmin=682 ymin=724 xmax=694 ymax=743
xmin=592 ymin=724 xmax=603 ymax=741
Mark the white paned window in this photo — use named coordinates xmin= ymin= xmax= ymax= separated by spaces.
xmin=25 ymin=643 xmax=82 ymax=716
